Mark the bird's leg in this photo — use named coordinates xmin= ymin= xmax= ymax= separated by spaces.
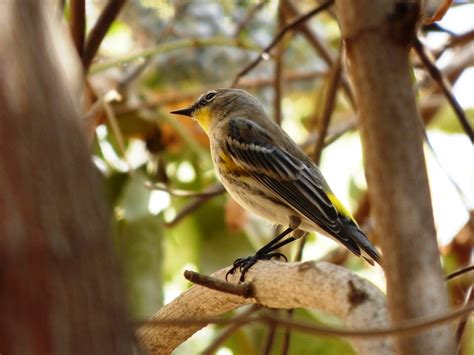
xmin=226 ymin=217 xmax=302 ymax=282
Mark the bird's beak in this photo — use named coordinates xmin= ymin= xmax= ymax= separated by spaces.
xmin=170 ymin=106 xmax=194 ymax=117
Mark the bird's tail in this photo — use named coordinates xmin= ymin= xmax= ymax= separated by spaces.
xmin=337 ymin=216 xmax=382 ymax=266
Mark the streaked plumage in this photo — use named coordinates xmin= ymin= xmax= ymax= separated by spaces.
xmin=171 ymin=88 xmax=381 ymax=273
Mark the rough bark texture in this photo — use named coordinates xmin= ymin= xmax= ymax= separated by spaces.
xmin=0 ymin=1 xmax=134 ymax=354
xmin=334 ymin=1 xmax=455 ymax=354
xmin=138 ymin=261 xmax=392 ymax=355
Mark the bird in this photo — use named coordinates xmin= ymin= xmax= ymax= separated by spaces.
xmin=171 ymin=88 xmax=381 ymax=281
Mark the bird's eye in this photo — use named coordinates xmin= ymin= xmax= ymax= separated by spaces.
xmin=205 ymin=92 xmax=216 ymax=101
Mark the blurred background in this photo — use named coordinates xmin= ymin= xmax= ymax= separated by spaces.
xmin=75 ymin=0 xmax=473 ymax=353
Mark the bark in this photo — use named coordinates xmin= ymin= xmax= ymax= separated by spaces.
xmin=334 ymin=1 xmax=455 ymax=354
xmin=138 ymin=261 xmax=392 ymax=355
xmin=0 ymin=1 xmax=134 ymax=354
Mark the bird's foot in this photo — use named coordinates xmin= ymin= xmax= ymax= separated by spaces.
xmin=225 ymin=251 xmax=287 ymax=282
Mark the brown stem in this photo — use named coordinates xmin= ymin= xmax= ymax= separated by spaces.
xmin=262 ymin=313 xmax=278 ymax=354
xmin=70 ymin=0 xmax=86 ymax=56
xmin=281 ymin=0 xmax=356 ymax=109
xmin=313 ymin=55 xmax=342 ymax=163
xmin=163 ymin=192 xmax=223 ymax=228
xmin=234 ymin=0 xmax=269 ymax=38
xmin=184 ymin=270 xmax=254 ymax=298
xmin=82 ymin=0 xmax=127 ymax=72
xmin=202 ymin=306 xmax=260 ymax=355
xmin=445 ymin=265 xmax=474 ymax=281
xmin=335 ymin=1 xmax=454 ymax=353
xmin=455 ymin=286 xmax=473 ymax=354
xmin=230 ymin=0 xmax=334 ymax=87
xmin=414 ymin=37 xmax=473 ymax=142
xmin=273 ymin=2 xmax=287 ymax=126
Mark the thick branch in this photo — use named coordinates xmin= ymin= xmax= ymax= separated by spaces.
xmin=0 ymin=1 xmax=133 ymax=353
xmin=137 ymin=261 xmax=392 ymax=355
xmin=334 ymin=1 xmax=454 ymax=354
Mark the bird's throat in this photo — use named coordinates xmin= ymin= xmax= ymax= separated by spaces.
xmin=194 ymin=106 xmax=212 ymax=134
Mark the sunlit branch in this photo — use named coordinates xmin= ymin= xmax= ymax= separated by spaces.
xmin=413 ymin=37 xmax=474 ymax=143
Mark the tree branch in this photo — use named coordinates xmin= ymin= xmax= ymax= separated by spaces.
xmin=313 ymin=54 xmax=342 ymax=163
xmin=69 ymin=0 xmax=86 ymax=56
xmin=334 ymin=1 xmax=455 ymax=354
xmin=413 ymin=37 xmax=474 ymax=142
xmin=230 ymin=0 xmax=334 ymax=87
xmin=0 ymin=1 xmax=133 ymax=353
xmin=137 ymin=261 xmax=392 ymax=355
xmin=82 ymin=0 xmax=126 ymax=72
xmin=281 ymin=0 xmax=356 ymax=109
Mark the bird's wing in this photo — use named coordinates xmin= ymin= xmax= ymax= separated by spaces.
xmin=224 ymin=118 xmax=359 ymax=251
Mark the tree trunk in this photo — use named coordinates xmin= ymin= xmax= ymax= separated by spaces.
xmin=334 ymin=1 xmax=454 ymax=354
xmin=0 ymin=1 xmax=134 ymax=354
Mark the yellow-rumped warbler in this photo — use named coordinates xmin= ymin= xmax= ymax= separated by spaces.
xmin=171 ymin=89 xmax=381 ymax=280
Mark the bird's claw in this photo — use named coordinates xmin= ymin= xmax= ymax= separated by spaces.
xmin=225 ymin=251 xmax=288 ymax=282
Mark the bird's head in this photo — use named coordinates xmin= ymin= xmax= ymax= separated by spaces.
xmin=170 ymin=88 xmax=264 ymax=133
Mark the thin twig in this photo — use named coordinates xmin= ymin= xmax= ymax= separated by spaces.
xmin=184 ymin=270 xmax=255 ymax=298
xmin=273 ymin=2 xmax=286 ymax=125
xmin=137 ymin=301 xmax=474 ymax=338
xmin=91 ymin=37 xmax=261 ymax=75
xmin=262 ymin=311 xmax=278 ymax=355
xmin=455 ymin=285 xmax=473 ymax=354
xmin=164 ymin=196 xmax=215 ymax=228
xmin=144 ymin=181 xmax=225 ymax=198
xmin=70 ymin=0 xmax=86 ymax=57
xmin=413 ymin=37 xmax=474 ymax=143
xmin=260 ymin=301 xmax=474 ymax=338
xmin=301 ymin=118 xmax=357 ymax=154
xmin=102 ymin=93 xmax=133 ymax=172
xmin=82 ymin=0 xmax=127 ymax=72
xmin=202 ymin=305 xmax=260 ymax=355
xmin=445 ymin=265 xmax=474 ymax=281
xmin=281 ymin=0 xmax=355 ymax=109
xmin=313 ymin=54 xmax=342 ymax=163
xmin=417 ymin=113 xmax=472 ymax=211
xmin=230 ymin=0 xmax=334 ymax=87
xmin=234 ymin=0 xmax=269 ymax=38
xmin=117 ymin=0 xmax=188 ymax=90
xmin=437 ymin=29 xmax=474 ymax=57
xmin=280 ymin=308 xmax=294 ymax=355
xmin=136 ymin=317 xmax=233 ymax=327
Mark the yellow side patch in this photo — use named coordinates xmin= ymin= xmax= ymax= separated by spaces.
xmin=218 ymin=150 xmax=245 ymax=173
xmin=327 ymin=192 xmax=358 ymax=225
xmin=194 ymin=106 xmax=212 ymax=133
